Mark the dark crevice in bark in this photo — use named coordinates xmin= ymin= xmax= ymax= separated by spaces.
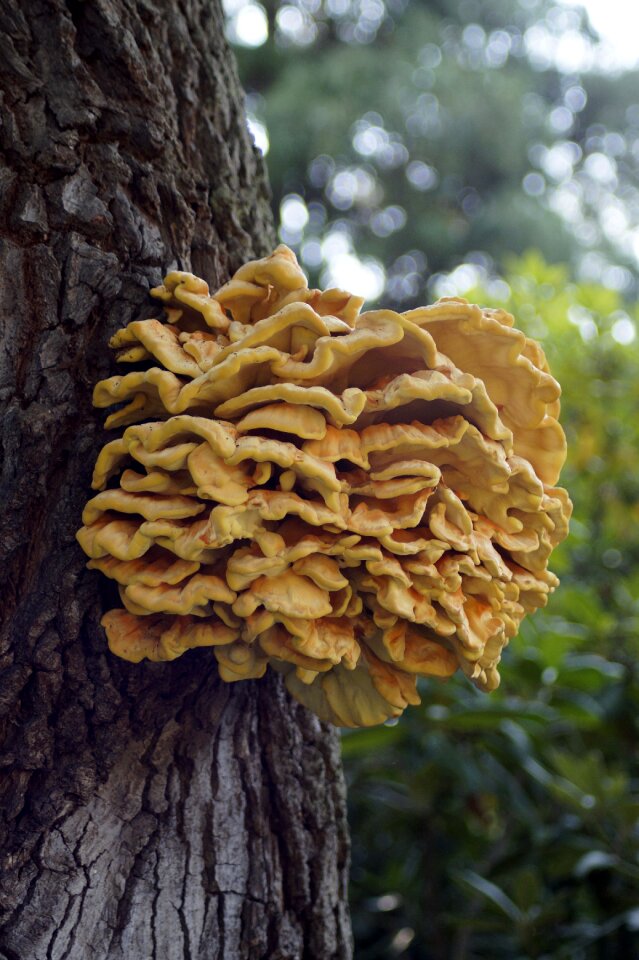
xmin=0 ymin=1 xmax=352 ymax=956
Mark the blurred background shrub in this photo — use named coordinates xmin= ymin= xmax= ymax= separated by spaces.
xmin=343 ymin=256 xmax=639 ymax=959
xmin=225 ymin=1 xmax=639 ymax=955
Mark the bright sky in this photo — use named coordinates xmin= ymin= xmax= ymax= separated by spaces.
xmin=226 ymin=0 xmax=639 ymax=70
xmin=564 ymin=0 xmax=639 ymax=69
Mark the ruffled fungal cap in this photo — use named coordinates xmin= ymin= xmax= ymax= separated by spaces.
xmin=77 ymin=244 xmax=571 ymax=727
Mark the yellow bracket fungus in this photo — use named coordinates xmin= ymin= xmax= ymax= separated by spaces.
xmin=77 ymin=244 xmax=571 ymax=727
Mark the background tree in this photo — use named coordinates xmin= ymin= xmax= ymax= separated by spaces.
xmin=233 ymin=0 xmax=639 ymax=304
xmin=0 ymin=2 xmax=351 ymax=957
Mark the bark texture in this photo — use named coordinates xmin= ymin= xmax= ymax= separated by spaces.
xmin=0 ymin=2 xmax=352 ymax=957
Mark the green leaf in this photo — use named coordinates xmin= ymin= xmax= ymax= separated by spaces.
xmin=452 ymin=870 xmax=523 ymax=922
xmin=573 ymin=851 xmax=618 ymax=878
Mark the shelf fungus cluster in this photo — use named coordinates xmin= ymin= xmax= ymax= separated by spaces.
xmin=77 ymin=245 xmax=571 ymax=727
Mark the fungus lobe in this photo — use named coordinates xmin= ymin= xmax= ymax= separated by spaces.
xmin=77 ymin=245 xmax=571 ymax=727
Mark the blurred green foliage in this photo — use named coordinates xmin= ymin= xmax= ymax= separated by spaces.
xmin=226 ymin=0 xmax=639 ymax=955
xmin=343 ymin=255 xmax=639 ymax=958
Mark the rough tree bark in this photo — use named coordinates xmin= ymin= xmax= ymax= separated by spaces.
xmin=0 ymin=2 xmax=352 ymax=957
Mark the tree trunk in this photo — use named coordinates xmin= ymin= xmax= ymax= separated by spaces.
xmin=0 ymin=2 xmax=352 ymax=957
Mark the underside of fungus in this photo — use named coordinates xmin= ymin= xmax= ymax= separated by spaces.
xmin=77 ymin=245 xmax=571 ymax=727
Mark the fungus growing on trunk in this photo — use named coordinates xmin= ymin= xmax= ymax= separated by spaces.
xmin=77 ymin=245 xmax=571 ymax=727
